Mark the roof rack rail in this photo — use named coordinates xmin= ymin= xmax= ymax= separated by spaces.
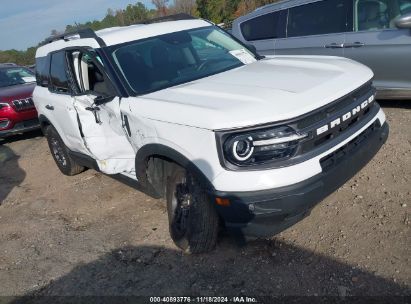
xmin=45 ymin=28 xmax=106 ymax=47
xmin=139 ymin=13 xmax=196 ymax=25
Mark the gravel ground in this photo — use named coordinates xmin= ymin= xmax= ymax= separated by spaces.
xmin=0 ymin=101 xmax=410 ymax=298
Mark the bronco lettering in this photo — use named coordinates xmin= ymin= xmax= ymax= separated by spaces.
xmin=316 ymin=95 xmax=375 ymax=136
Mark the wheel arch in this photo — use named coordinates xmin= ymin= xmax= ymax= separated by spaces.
xmin=38 ymin=114 xmax=52 ymax=133
xmin=135 ymin=144 xmax=215 ymax=199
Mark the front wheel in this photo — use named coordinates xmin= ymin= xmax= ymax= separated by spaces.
xmin=166 ymin=167 xmax=219 ymax=254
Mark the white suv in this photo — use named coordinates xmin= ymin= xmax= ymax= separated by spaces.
xmin=33 ymin=15 xmax=389 ymax=253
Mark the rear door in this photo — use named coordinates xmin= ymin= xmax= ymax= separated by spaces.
xmin=343 ymin=0 xmax=411 ymax=92
xmin=45 ymin=51 xmax=91 ymax=156
xmin=275 ymin=0 xmax=352 ymax=56
xmin=66 ymin=50 xmax=136 ymax=175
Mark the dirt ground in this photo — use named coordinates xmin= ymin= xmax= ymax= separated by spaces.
xmin=0 ymin=101 xmax=410 ymax=298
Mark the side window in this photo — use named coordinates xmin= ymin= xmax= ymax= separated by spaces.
xmin=287 ymin=0 xmax=351 ymax=37
xmin=355 ymin=0 xmax=410 ymax=31
xmin=35 ymin=55 xmax=51 ymax=87
xmin=69 ymin=50 xmax=113 ymax=96
xmin=240 ymin=11 xmax=286 ymax=41
xmin=50 ymin=51 xmax=70 ymax=93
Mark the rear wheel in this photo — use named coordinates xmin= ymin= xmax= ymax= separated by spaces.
xmin=45 ymin=126 xmax=84 ymax=176
xmin=166 ymin=166 xmax=219 ymax=254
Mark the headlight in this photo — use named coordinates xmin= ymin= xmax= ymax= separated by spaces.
xmin=231 ymin=136 xmax=254 ymax=161
xmin=221 ymin=126 xmax=307 ymax=167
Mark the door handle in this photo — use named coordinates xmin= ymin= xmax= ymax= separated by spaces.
xmin=325 ymin=43 xmax=344 ymax=49
xmin=85 ymin=106 xmax=102 ymax=124
xmin=343 ymin=42 xmax=365 ymax=48
xmin=45 ymin=104 xmax=54 ymax=110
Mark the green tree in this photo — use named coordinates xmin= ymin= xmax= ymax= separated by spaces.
xmin=196 ymin=0 xmax=240 ymax=23
xmin=170 ymin=0 xmax=198 ymax=15
xmin=124 ymin=3 xmax=150 ymax=25
xmin=152 ymin=0 xmax=169 ymax=16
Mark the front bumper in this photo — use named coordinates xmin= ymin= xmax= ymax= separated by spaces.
xmin=0 ymin=119 xmax=40 ymax=138
xmin=213 ymin=121 xmax=389 ymax=237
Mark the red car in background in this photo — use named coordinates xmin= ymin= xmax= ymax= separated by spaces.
xmin=0 ymin=64 xmax=39 ymax=138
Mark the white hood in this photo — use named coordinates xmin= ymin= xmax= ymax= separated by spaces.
xmin=135 ymin=56 xmax=374 ymax=130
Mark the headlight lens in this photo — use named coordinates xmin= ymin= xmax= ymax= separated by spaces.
xmin=232 ymin=136 xmax=254 ymax=161
xmin=223 ymin=126 xmax=307 ymax=167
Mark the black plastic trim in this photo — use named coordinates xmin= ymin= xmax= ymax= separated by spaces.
xmin=67 ymin=149 xmax=163 ymax=198
xmin=45 ymin=28 xmax=106 ymax=47
xmin=138 ymin=13 xmax=197 ymax=24
xmin=38 ymin=114 xmax=51 ymax=131
xmin=68 ymin=151 xmax=100 ymax=171
xmin=135 ymin=144 xmax=216 ymax=195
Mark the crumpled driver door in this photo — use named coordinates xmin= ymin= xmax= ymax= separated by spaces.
xmin=67 ymin=49 xmax=135 ymax=176
xmin=72 ymin=94 xmax=136 ymax=175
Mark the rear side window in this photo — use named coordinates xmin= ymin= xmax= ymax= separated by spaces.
xmin=240 ymin=11 xmax=286 ymax=41
xmin=35 ymin=55 xmax=51 ymax=87
xmin=288 ymin=0 xmax=351 ymax=37
xmin=50 ymin=51 xmax=70 ymax=94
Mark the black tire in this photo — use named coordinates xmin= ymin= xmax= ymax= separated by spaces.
xmin=45 ymin=125 xmax=85 ymax=176
xmin=166 ymin=166 xmax=219 ymax=254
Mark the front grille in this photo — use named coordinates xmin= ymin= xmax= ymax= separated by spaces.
xmin=320 ymin=120 xmax=380 ymax=171
xmin=297 ymin=82 xmax=373 ymax=129
xmin=12 ymin=97 xmax=35 ymax=111
xmin=294 ymin=83 xmax=377 ymax=156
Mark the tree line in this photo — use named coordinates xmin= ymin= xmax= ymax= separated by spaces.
xmin=0 ymin=0 xmax=278 ymax=66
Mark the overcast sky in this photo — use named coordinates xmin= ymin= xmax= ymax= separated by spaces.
xmin=0 ymin=0 xmax=154 ymax=50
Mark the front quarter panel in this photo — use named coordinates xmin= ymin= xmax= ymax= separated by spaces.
xmin=120 ymin=97 xmax=224 ymax=183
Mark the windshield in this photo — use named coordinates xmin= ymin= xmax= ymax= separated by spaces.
xmin=0 ymin=67 xmax=36 ymax=88
xmin=110 ymin=26 xmax=256 ymax=95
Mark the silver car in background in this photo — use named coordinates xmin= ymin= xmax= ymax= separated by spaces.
xmin=232 ymin=0 xmax=411 ymax=99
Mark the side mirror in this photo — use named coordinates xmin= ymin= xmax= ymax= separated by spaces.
xmin=94 ymin=95 xmax=114 ymax=106
xmin=246 ymin=43 xmax=265 ymax=60
xmin=246 ymin=44 xmax=257 ymax=54
xmin=395 ymin=13 xmax=411 ymax=29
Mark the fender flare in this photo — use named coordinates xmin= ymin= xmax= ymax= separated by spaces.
xmin=135 ymin=144 xmax=216 ymax=196
xmin=38 ymin=114 xmax=52 ymax=132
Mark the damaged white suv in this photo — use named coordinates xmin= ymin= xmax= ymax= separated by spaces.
xmin=33 ymin=16 xmax=389 ymax=253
